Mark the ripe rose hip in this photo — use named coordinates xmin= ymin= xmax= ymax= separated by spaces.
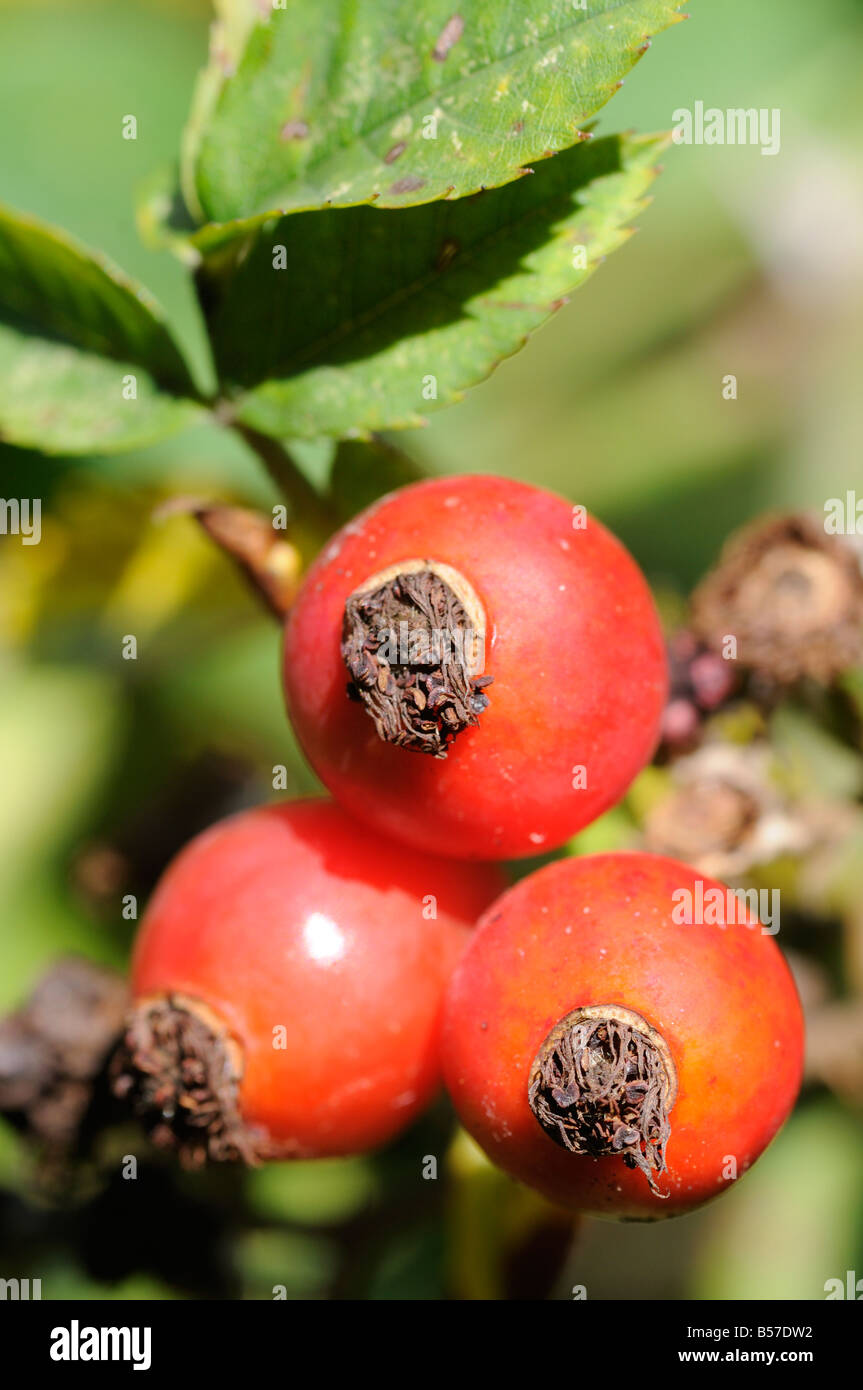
xmin=283 ymin=475 xmax=668 ymax=860
xmin=441 ymin=852 xmax=804 ymax=1218
xmin=115 ymin=799 xmax=504 ymax=1163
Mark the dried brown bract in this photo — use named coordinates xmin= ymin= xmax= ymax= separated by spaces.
xmin=643 ymin=742 xmax=812 ymax=879
xmin=691 ymin=514 xmax=863 ymax=684
xmin=0 ymin=957 xmax=128 ymax=1156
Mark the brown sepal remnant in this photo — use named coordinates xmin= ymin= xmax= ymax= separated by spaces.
xmin=155 ymin=497 xmax=302 ymax=621
xmin=528 ymin=1006 xmax=677 ymax=1198
xmin=645 ymin=775 xmax=760 ymax=865
xmin=341 ymin=566 xmax=491 ymax=758
xmin=643 ymin=742 xmax=812 ymax=880
xmin=194 ymin=505 xmax=302 ymax=621
xmin=0 ymin=957 xmax=128 ymax=1157
xmin=110 ymin=996 xmax=260 ymax=1169
xmin=691 ymin=514 xmax=863 ymax=685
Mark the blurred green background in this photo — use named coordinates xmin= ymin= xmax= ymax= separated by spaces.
xmin=1 ymin=0 xmax=862 ymax=1300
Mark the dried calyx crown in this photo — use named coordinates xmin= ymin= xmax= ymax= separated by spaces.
xmin=340 ymin=559 xmax=492 ymax=758
xmin=691 ymin=513 xmax=863 ymax=684
xmin=528 ymin=1005 xmax=678 ymax=1197
xmin=110 ymin=994 xmax=260 ymax=1168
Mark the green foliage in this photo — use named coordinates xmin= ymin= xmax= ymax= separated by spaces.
xmin=185 ymin=0 xmax=683 ymax=222
xmin=0 ymin=666 xmax=123 ymax=879
xmin=329 ymin=437 xmax=426 ymax=519
xmin=692 ymin=1104 xmax=863 ymax=1301
xmin=0 ymin=207 xmax=202 ymax=453
xmin=0 ymin=0 xmax=681 ymax=457
xmin=247 ymin=1157 xmax=378 ymax=1227
xmin=0 ymin=0 xmax=862 ymax=1306
xmin=202 ymin=133 xmax=667 ymax=438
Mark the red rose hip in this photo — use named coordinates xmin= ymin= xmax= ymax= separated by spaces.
xmin=441 ymin=852 xmax=804 ymax=1218
xmin=115 ymin=799 xmax=504 ymax=1163
xmin=283 ymin=475 xmax=668 ymax=860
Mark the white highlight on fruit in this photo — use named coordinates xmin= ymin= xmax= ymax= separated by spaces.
xmin=302 ymin=912 xmax=346 ymax=966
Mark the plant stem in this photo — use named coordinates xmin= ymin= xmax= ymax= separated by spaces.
xmin=234 ymin=423 xmax=336 ymax=561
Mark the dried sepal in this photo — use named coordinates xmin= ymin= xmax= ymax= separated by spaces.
xmin=110 ymin=995 xmax=260 ymax=1168
xmin=341 ymin=561 xmax=491 ymax=757
xmin=528 ymin=1005 xmax=677 ymax=1198
xmin=691 ymin=514 xmax=863 ymax=685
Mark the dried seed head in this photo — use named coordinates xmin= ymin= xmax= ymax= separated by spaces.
xmin=528 ymin=1004 xmax=677 ymax=1198
xmin=642 ymin=742 xmax=812 ymax=879
xmin=110 ymin=995 xmax=260 ymax=1168
xmin=646 ymin=777 xmax=760 ymax=862
xmin=340 ymin=559 xmax=491 ymax=757
xmin=691 ymin=514 xmax=863 ymax=684
xmin=0 ymin=957 xmax=128 ymax=1156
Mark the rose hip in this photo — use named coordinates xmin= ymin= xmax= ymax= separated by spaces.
xmin=283 ymin=475 xmax=668 ymax=860
xmin=116 ymin=799 xmax=504 ymax=1163
xmin=441 ymin=851 xmax=804 ymax=1218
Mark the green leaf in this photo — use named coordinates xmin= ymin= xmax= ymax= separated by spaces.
xmin=181 ymin=0 xmax=265 ymax=222
xmin=770 ymin=703 xmax=863 ymax=802
xmin=329 ymin=437 xmax=426 ymax=520
xmin=0 ymin=205 xmax=204 ymax=454
xmin=188 ymin=0 xmax=685 ymax=222
xmin=692 ymin=1102 xmax=863 ymax=1301
xmin=247 ymin=1157 xmax=378 ymax=1227
xmin=203 ymin=131 xmax=667 ymax=439
xmin=841 ymin=667 xmax=863 ymax=736
xmin=0 ymin=665 xmax=123 ymax=883
xmin=136 ymin=165 xmax=202 ymax=268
